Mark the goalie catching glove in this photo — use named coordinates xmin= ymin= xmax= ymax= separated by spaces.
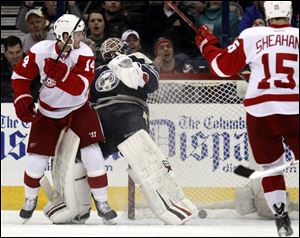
xmin=107 ymin=54 xmax=148 ymax=90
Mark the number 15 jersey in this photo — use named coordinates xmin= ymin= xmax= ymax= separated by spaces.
xmin=204 ymin=25 xmax=299 ymax=117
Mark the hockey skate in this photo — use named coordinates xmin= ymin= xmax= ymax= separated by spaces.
xmin=19 ymin=197 xmax=38 ymax=224
xmin=93 ymin=196 xmax=117 ymax=225
xmin=273 ymin=203 xmax=293 ymax=237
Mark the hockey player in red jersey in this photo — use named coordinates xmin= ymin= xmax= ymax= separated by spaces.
xmin=195 ymin=1 xmax=298 ymax=237
xmin=11 ymin=14 xmax=116 ymax=223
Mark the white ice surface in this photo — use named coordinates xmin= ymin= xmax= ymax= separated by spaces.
xmin=1 ymin=210 xmax=299 ymax=237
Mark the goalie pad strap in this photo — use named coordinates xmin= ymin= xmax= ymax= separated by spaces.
xmin=45 ymin=202 xmax=67 ymax=218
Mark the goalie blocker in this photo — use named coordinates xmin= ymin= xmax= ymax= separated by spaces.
xmin=117 ymin=129 xmax=198 ymax=225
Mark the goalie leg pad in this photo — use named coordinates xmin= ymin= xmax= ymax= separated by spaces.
xmin=43 ymin=129 xmax=91 ymax=224
xmin=118 ymin=129 xmax=198 ymax=225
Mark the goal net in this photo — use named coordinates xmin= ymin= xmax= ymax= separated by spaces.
xmin=126 ymin=75 xmax=299 ymax=219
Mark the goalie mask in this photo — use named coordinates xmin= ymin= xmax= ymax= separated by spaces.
xmin=100 ymin=37 xmax=132 ymax=63
xmin=54 ymin=14 xmax=85 ymax=49
xmin=264 ymin=1 xmax=293 ymax=23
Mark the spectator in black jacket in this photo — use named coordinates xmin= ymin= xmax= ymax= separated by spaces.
xmin=144 ymin=1 xmax=199 ymax=58
xmin=1 ymin=36 xmax=41 ymax=102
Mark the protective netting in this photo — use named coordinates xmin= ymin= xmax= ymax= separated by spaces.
xmin=127 ymin=79 xmax=299 ymax=218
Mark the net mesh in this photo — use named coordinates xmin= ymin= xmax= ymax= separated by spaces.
xmin=126 ymin=79 xmax=299 ymax=217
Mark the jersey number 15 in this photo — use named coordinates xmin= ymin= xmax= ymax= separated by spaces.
xmin=258 ymin=53 xmax=298 ymax=89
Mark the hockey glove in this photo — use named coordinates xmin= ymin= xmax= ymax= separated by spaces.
xmin=14 ymin=95 xmax=36 ymax=123
xmin=44 ymin=58 xmax=70 ymax=83
xmin=195 ymin=25 xmax=220 ymax=54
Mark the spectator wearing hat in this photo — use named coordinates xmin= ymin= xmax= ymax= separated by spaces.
xmin=121 ymin=29 xmax=142 ymax=53
xmin=21 ymin=8 xmax=56 ymax=53
xmin=153 ymin=37 xmax=193 ymax=73
xmin=16 ymin=1 xmax=83 ymax=34
xmin=153 ymin=37 xmax=209 ymax=74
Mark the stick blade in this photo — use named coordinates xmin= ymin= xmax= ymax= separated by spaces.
xmin=233 ymin=165 xmax=255 ymax=178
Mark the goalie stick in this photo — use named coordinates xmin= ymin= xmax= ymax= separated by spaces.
xmin=234 ymin=160 xmax=299 ymax=180
xmin=166 ymin=1 xmax=249 ymax=83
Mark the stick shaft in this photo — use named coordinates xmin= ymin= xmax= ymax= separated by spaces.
xmin=166 ymin=1 xmax=197 ymax=32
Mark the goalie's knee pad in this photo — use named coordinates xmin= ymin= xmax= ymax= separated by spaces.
xmin=118 ymin=129 xmax=198 ymax=225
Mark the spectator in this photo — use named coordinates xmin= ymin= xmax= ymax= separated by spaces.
xmin=153 ymin=37 xmax=202 ymax=73
xmin=144 ymin=1 xmax=198 ymax=58
xmin=229 ymin=1 xmax=245 ymax=21
xmin=181 ymin=1 xmax=207 ymax=22
xmin=121 ymin=29 xmax=149 ymax=57
xmin=252 ymin=18 xmax=266 ymax=27
xmin=1 ymin=36 xmax=40 ymax=102
xmin=16 ymin=1 xmax=83 ymax=34
xmin=21 ymin=8 xmax=56 ymax=53
xmin=238 ymin=1 xmax=265 ymax=33
xmin=122 ymin=1 xmax=149 ymax=41
xmin=1 ymin=36 xmax=25 ymax=102
xmin=196 ymin=1 xmax=240 ymax=43
xmin=85 ymin=10 xmax=109 ymax=67
xmin=101 ymin=1 xmax=129 ymax=38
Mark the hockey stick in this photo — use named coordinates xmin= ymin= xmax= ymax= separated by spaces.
xmin=166 ymin=1 xmax=249 ymax=82
xmin=234 ymin=160 xmax=299 ymax=180
xmin=33 ymin=1 xmax=93 ymax=104
xmin=166 ymin=1 xmax=198 ymax=32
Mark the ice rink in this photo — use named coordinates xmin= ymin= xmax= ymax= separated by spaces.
xmin=1 ymin=210 xmax=299 ymax=237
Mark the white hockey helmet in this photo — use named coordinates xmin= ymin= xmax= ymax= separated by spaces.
xmin=54 ymin=14 xmax=85 ymax=49
xmin=264 ymin=1 xmax=293 ymax=22
xmin=100 ymin=37 xmax=131 ymax=62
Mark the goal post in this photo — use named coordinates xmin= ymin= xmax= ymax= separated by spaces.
xmin=126 ymin=74 xmax=299 ymax=219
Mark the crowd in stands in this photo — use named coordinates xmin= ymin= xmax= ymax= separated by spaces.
xmin=1 ymin=1 xmax=299 ymax=102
